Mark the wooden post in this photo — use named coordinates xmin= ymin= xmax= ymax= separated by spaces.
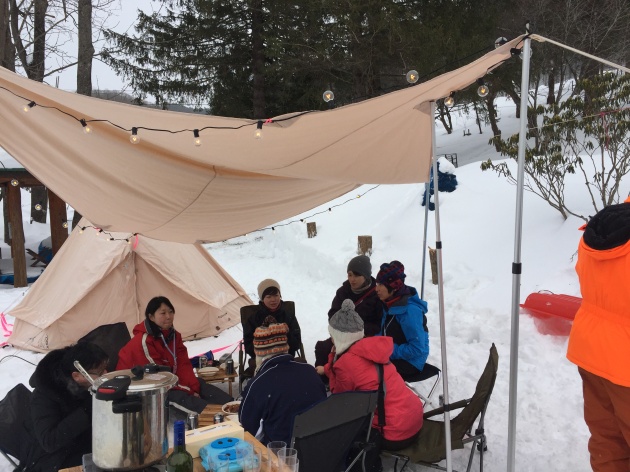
xmin=6 ymin=183 xmax=27 ymax=287
xmin=357 ymin=235 xmax=372 ymax=256
xmin=307 ymin=222 xmax=317 ymax=238
xmin=48 ymin=189 xmax=69 ymax=255
xmin=428 ymin=247 xmax=438 ymax=285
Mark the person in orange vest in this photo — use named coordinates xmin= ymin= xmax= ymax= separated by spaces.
xmin=567 ymin=196 xmax=630 ymax=472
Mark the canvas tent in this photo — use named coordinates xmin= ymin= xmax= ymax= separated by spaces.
xmin=0 ymin=38 xmax=523 ymax=243
xmin=7 ymin=219 xmax=252 ymax=352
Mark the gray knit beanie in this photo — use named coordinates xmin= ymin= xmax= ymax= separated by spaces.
xmin=328 ymin=299 xmax=365 ymax=357
xmin=347 ymin=255 xmax=372 ymax=280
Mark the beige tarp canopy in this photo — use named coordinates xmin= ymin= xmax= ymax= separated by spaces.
xmin=7 ymin=219 xmax=252 ymax=352
xmin=0 ymin=38 xmax=522 ymax=243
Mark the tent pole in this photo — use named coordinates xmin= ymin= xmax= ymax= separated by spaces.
xmin=431 ymin=100 xmax=452 ymax=472
xmin=420 ymin=182 xmax=430 ymax=299
xmin=507 ymin=25 xmax=532 ymax=472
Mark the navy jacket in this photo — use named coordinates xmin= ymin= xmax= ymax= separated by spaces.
xmin=239 ymin=354 xmax=326 ymax=445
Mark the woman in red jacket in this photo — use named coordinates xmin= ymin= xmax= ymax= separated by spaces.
xmin=322 ymin=299 xmax=423 ymax=452
xmin=117 ymin=296 xmax=232 ymax=413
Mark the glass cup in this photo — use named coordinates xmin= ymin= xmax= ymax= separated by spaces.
xmin=278 ymin=448 xmax=298 ymax=465
xmin=242 ymin=447 xmax=262 ymax=472
xmin=267 ymin=440 xmax=287 ymax=471
xmin=279 ymin=456 xmax=299 ymax=472
xmin=213 ymin=458 xmax=230 ymax=472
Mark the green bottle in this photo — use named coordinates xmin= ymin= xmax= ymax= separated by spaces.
xmin=167 ymin=420 xmax=194 ymax=472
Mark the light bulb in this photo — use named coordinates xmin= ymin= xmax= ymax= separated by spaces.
xmin=22 ymin=101 xmax=36 ymax=113
xmin=130 ymin=127 xmax=140 ymax=144
xmin=79 ymin=228 xmax=84 ymax=234
xmin=255 ymin=121 xmax=263 ymax=139
xmin=477 ymin=79 xmax=489 ymax=98
xmin=35 ymin=203 xmax=42 ymax=211
xmin=193 ymin=129 xmax=201 ymax=146
xmin=323 ymin=90 xmax=334 ymax=103
xmin=62 ymin=221 xmax=69 ymax=229
xmin=10 ymin=179 xmax=19 ymax=187
xmin=444 ymin=94 xmax=455 ymax=107
xmin=494 ymin=37 xmax=508 ymax=49
xmin=406 ymin=70 xmax=419 ymax=84
xmin=80 ymin=119 xmax=92 ymax=134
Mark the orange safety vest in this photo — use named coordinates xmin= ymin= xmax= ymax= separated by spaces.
xmin=567 ymin=197 xmax=630 ymax=387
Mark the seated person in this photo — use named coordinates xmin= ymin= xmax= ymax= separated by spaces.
xmin=117 ymin=296 xmax=232 ymax=413
xmin=28 ymin=342 xmax=109 ymax=471
xmin=315 ymin=255 xmax=382 ymax=368
xmin=322 ymin=300 xmax=424 ymax=453
xmin=239 ymin=317 xmax=326 ymax=445
xmin=375 ymin=261 xmax=429 ymax=381
xmin=242 ymin=279 xmax=302 ymax=373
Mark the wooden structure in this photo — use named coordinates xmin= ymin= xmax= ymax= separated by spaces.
xmin=306 ymin=222 xmax=317 ymax=238
xmin=357 ymin=235 xmax=372 ymax=256
xmin=0 ymin=169 xmax=68 ymax=287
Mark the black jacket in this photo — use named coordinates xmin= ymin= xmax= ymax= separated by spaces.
xmin=328 ymin=278 xmax=382 ymax=336
xmin=243 ymin=301 xmax=302 ymax=358
xmin=25 ymin=350 xmax=93 ymax=471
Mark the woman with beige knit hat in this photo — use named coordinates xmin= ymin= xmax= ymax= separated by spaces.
xmin=242 ymin=278 xmax=302 ymax=375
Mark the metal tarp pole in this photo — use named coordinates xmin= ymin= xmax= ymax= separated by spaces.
xmin=431 ymin=100 xmax=452 ymax=471
xmin=507 ymin=25 xmax=532 ymax=472
xmin=420 ymin=182 xmax=430 ymax=298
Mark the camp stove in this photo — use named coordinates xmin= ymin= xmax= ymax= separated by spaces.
xmin=82 ymin=454 xmax=166 ymax=472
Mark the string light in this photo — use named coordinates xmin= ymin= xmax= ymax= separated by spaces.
xmin=62 ymin=221 xmax=69 ymax=229
xmin=323 ymin=90 xmax=334 ymax=103
xmin=10 ymin=179 xmax=19 ymax=186
xmin=130 ymin=127 xmax=140 ymax=144
xmin=79 ymin=225 xmax=139 ymax=242
xmin=193 ymin=129 xmax=201 ymax=146
xmin=80 ymin=119 xmax=92 ymax=134
xmin=477 ymin=79 xmax=490 ymax=98
xmin=495 ymin=37 xmax=508 ymax=49
xmin=444 ymin=93 xmax=455 ymax=107
xmin=255 ymin=121 xmax=263 ymax=139
xmin=35 ymin=203 xmax=42 ymax=211
xmin=22 ymin=101 xmax=36 ymax=113
xmin=406 ymin=70 xmax=419 ymax=84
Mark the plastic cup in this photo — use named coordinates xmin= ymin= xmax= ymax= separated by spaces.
xmin=242 ymin=447 xmax=262 ymax=472
xmin=267 ymin=441 xmax=287 ymax=471
xmin=280 ymin=456 xmax=299 ymax=472
xmin=278 ymin=448 xmax=298 ymax=465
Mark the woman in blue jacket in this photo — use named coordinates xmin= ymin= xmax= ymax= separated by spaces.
xmin=375 ymin=260 xmax=429 ymax=380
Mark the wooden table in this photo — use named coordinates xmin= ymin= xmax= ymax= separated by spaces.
xmin=60 ymin=407 xmax=272 ymax=472
xmin=197 ymin=367 xmax=238 ymax=397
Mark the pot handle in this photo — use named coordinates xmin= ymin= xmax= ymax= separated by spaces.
xmin=112 ymin=396 xmax=143 ymax=414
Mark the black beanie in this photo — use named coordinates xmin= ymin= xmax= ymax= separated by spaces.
xmin=347 ymin=255 xmax=372 ymax=280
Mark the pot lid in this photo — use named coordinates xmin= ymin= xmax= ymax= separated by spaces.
xmin=93 ymin=369 xmax=177 ymax=392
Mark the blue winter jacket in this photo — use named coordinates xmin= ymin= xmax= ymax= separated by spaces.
xmin=239 ymin=354 xmax=326 ymax=445
xmin=379 ymin=287 xmax=429 ymax=372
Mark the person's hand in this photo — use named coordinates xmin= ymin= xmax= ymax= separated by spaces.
xmin=315 ymin=366 xmax=325 ymax=375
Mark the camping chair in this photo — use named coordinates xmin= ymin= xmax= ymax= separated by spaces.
xmin=383 ymin=344 xmax=499 ymax=472
xmin=290 ymin=391 xmax=379 ymax=472
xmin=0 ymin=383 xmax=34 ymax=468
xmin=237 ymin=301 xmax=306 ymax=392
xmin=404 ymin=362 xmax=441 ymax=408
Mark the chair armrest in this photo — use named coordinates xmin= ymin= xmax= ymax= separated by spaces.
xmin=423 ymin=398 xmax=470 ymax=419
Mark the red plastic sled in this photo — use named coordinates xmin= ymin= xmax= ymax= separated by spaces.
xmin=520 ymin=292 xmax=582 ymax=336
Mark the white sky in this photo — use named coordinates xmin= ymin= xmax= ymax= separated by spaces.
xmin=0 ymin=94 xmax=611 ymax=471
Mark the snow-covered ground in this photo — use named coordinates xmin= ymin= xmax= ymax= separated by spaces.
xmin=0 ymin=95 xmax=607 ymax=471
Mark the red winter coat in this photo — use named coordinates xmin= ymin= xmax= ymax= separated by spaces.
xmin=117 ymin=320 xmax=200 ymax=395
xmin=324 ymin=336 xmax=423 ymax=442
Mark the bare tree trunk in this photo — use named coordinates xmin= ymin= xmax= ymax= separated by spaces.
xmin=547 ymin=66 xmax=556 ymax=105
xmin=485 ymin=92 xmax=501 ymax=151
xmin=437 ymin=102 xmax=452 ymax=134
xmin=30 ymin=0 xmax=48 ymax=81
xmin=76 ymin=0 xmax=93 ymax=96
xmin=0 ymin=0 xmax=16 ymax=70
xmin=250 ymin=0 xmax=265 ymax=119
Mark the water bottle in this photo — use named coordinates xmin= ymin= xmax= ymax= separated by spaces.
xmin=226 ymin=357 xmax=235 ymax=375
xmin=167 ymin=420 xmax=193 ymax=472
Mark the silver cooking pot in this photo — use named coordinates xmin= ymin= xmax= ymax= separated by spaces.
xmin=91 ymin=368 xmax=177 ymax=470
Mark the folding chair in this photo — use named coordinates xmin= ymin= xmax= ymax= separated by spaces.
xmin=404 ymin=362 xmax=441 ymax=408
xmin=0 ymin=383 xmax=34 ymax=469
xmin=383 ymin=344 xmax=499 ymax=472
xmin=237 ymin=301 xmax=306 ymax=393
xmin=290 ymin=391 xmax=379 ymax=472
